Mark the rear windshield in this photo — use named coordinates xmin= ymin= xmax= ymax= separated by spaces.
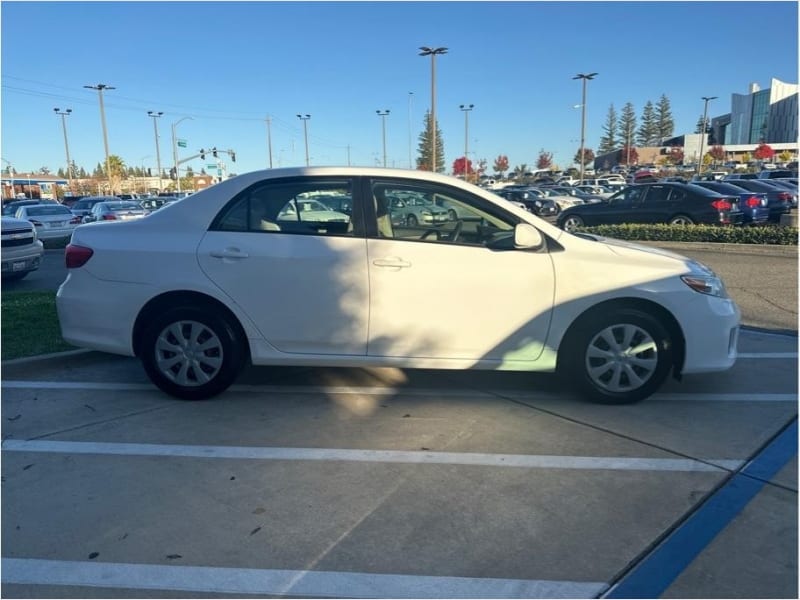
xmin=105 ymin=202 xmax=141 ymax=210
xmin=25 ymin=206 xmax=73 ymax=216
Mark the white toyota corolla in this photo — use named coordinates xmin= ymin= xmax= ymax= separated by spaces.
xmin=56 ymin=167 xmax=740 ymax=404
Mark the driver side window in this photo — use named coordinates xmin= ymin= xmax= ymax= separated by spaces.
xmin=370 ymin=181 xmax=515 ymax=247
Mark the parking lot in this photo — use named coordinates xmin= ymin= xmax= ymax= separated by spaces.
xmin=1 ymin=324 xmax=796 ymax=598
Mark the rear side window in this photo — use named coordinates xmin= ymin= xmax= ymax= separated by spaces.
xmin=212 ymin=179 xmax=356 ymax=237
xmin=645 ymin=186 xmax=670 ymax=204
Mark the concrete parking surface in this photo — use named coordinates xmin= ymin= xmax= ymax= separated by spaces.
xmin=1 ymin=327 xmax=796 ymax=598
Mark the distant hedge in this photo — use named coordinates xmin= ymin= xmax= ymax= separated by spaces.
xmin=576 ymin=223 xmax=798 ymax=245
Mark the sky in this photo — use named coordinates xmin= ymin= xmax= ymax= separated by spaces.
xmin=1 ymin=1 xmax=798 ymax=179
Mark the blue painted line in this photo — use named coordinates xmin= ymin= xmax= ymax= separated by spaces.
xmin=605 ymin=420 xmax=797 ymax=599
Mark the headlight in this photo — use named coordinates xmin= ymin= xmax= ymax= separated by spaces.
xmin=421 ymin=210 xmax=431 ymax=216
xmin=31 ymin=226 xmax=38 ymax=241
xmin=681 ymin=274 xmax=727 ymax=297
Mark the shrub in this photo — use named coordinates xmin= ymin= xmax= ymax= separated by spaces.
xmin=576 ymin=223 xmax=798 ymax=245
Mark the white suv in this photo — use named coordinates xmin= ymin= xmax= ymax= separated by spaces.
xmin=1 ymin=216 xmax=44 ymax=281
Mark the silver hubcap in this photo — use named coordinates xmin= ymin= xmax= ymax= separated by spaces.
xmin=585 ymin=323 xmax=658 ymax=393
xmin=670 ymin=217 xmax=691 ymax=225
xmin=564 ymin=217 xmax=582 ymax=232
xmin=155 ymin=320 xmax=224 ymax=387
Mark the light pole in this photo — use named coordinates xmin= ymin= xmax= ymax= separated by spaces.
xmin=459 ymin=104 xmax=474 ymax=178
xmin=297 ymin=114 xmax=311 ymax=166
xmin=84 ymin=83 xmax=115 ymax=191
xmin=376 ymin=110 xmax=390 ymax=167
xmin=171 ymin=116 xmax=193 ymax=194
xmin=573 ymin=73 xmax=597 ymax=184
xmin=53 ymin=108 xmax=73 ymax=192
xmin=408 ymin=91 xmax=414 ymax=168
xmin=698 ymin=96 xmax=717 ymax=175
xmin=140 ymin=155 xmax=151 ymax=194
xmin=147 ymin=111 xmax=163 ymax=191
xmin=265 ymin=116 xmax=273 ymax=168
xmin=419 ymin=46 xmax=447 ymax=172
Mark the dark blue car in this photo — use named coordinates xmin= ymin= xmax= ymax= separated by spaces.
xmin=692 ymin=181 xmax=769 ymax=225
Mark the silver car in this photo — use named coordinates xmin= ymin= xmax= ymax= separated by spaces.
xmin=83 ymin=201 xmax=149 ymax=223
xmin=14 ymin=204 xmax=81 ymax=240
xmin=387 ymin=194 xmax=449 ymax=226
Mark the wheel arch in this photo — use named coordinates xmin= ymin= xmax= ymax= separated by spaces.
xmin=132 ymin=290 xmax=251 ymax=364
xmin=556 ymin=297 xmax=686 ymax=378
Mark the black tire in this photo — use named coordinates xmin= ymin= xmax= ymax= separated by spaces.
xmin=561 ymin=214 xmax=584 ymax=232
xmin=139 ymin=306 xmax=246 ymax=400
xmin=559 ymin=308 xmax=673 ymax=404
xmin=668 ymin=214 xmax=694 ymax=225
xmin=406 ymin=214 xmax=418 ymax=226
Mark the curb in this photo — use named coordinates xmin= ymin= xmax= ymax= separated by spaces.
xmin=638 ymin=241 xmax=798 ymax=257
xmin=1 ymin=348 xmax=94 ymax=367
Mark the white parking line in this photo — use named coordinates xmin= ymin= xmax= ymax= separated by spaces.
xmin=1 ymin=380 xmax=797 ymax=403
xmin=0 ymin=557 xmax=608 ymax=598
xmin=1 ymin=439 xmax=743 ymax=472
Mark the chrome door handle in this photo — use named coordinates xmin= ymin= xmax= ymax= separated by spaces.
xmin=210 ymin=248 xmax=249 ymax=259
xmin=372 ymin=258 xmax=412 ymax=269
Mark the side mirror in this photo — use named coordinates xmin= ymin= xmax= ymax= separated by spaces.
xmin=514 ymin=223 xmax=544 ymax=249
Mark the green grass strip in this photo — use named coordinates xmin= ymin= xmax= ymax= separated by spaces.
xmin=1 ymin=291 xmax=75 ymax=361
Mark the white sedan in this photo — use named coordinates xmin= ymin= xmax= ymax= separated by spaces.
xmin=57 ymin=167 xmax=740 ymax=404
xmin=15 ymin=204 xmax=81 ymax=240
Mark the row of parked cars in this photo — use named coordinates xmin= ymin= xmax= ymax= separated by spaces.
xmin=1 ymin=194 xmax=183 ymax=280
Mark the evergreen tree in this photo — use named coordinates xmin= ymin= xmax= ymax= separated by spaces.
xmin=695 ymin=114 xmax=710 ymax=134
xmin=93 ymin=162 xmax=105 ymax=177
xmin=57 ymin=167 xmax=66 ymax=178
xmin=655 ymin=94 xmax=674 ymax=141
xmin=79 ymin=166 xmax=87 ymax=178
xmin=416 ymin=110 xmax=445 ymax=173
xmin=598 ymin=104 xmax=618 ymax=155
xmin=618 ymin=102 xmax=637 ymax=152
xmin=636 ymin=101 xmax=659 ymax=146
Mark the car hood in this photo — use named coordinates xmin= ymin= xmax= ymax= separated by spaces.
xmin=571 ymin=232 xmax=712 ymax=273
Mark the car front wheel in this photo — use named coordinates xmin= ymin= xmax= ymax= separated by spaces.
xmin=559 ymin=308 xmax=673 ymax=404
xmin=668 ymin=214 xmax=694 ymax=225
xmin=140 ymin=306 xmax=246 ymax=400
xmin=561 ymin=214 xmax=584 ymax=232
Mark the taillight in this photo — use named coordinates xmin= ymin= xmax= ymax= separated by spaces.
xmin=777 ymin=192 xmax=791 ymax=202
xmin=711 ymin=200 xmax=732 ymax=211
xmin=745 ymin=196 xmax=761 ymax=208
xmin=65 ymin=244 xmax=94 ymax=269
xmin=102 ymin=214 xmax=117 ymax=220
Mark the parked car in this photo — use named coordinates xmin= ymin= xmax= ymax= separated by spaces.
xmin=1 ymin=216 xmax=44 ymax=280
xmin=722 ymin=173 xmax=758 ymax=181
xmin=71 ymin=196 xmax=118 ymax=220
xmin=277 ymin=198 xmax=350 ymax=223
xmin=2 ymin=199 xmax=55 ymax=216
xmin=758 ymin=169 xmax=794 ymax=180
xmin=756 ymin=179 xmax=799 ymax=208
xmin=14 ymin=204 xmax=82 ymax=240
xmin=386 ymin=194 xmax=449 ymax=226
xmin=493 ymin=188 xmax=559 ymax=217
xmin=140 ymin=197 xmax=177 ymax=213
xmin=556 ymin=182 xmax=744 ymax=232
xmin=57 ymin=166 xmax=740 ymax=406
xmin=60 ymin=195 xmax=87 ymax=208
xmin=721 ymin=179 xmax=793 ymax=221
xmin=83 ymin=200 xmax=149 ymax=223
xmin=691 ymin=181 xmax=770 ymax=225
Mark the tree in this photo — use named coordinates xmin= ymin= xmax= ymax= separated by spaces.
xmin=618 ymin=102 xmax=637 ymax=153
xmin=452 ymin=156 xmax=474 ymax=176
xmin=573 ymin=148 xmax=595 ymax=167
xmin=493 ymin=154 xmax=509 ymax=177
xmin=416 ymin=110 xmax=445 ymax=173
xmin=636 ymin=101 xmax=659 ymax=146
xmin=78 ymin=166 xmax=87 ymax=178
xmin=655 ymin=94 xmax=674 ymax=141
xmin=106 ymin=155 xmax=126 ymax=194
xmin=753 ymin=143 xmax=775 ymax=161
xmin=512 ymin=164 xmax=528 ymax=180
xmin=695 ymin=114 xmax=710 ymax=134
xmin=93 ymin=162 xmax=105 ymax=177
xmin=778 ymin=150 xmax=793 ymax=163
xmin=476 ymin=158 xmax=488 ymax=178
xmin=535 ymin=149 xmax=553 ymax=170
xmin=708 ymin=145 xmax=725 ymax=165
xmin=598 ymin=104 xmax=618 ymax=155
xmin=664 ymin=147 xmax=684 ymax=165
xmin=38 ymin=166 xmax=51 ymax=175
xmin=620 ymin=145 xmax=639 ymax=166
xmin=57 ymin=167 xmax=66 ymax=178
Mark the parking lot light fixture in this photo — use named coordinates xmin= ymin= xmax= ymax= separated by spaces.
xmin=376 ymin=110 xmax=390 ymax=167
xmin=459 ymin=104 xmax=474 ymax=178
xmin=573 ymin=73 xmax=597 ymax=184
xmin=54 ymin=108 xmax=73 ymax=191
xmin=419 ymin=46 xmax=448 ymax=172
xmin=297 ymin=114 xmax=311 ymax=166
xmin=148 ymin=111 xmax=164 ymax=191
xmin=84 ymin=84 xmax=115 ymax=190
xmin=698 ymin=96 xmax=718 ymax=176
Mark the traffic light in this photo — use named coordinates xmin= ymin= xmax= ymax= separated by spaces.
xmin=212 ymin=147 xmax=218 ymax=158
xmin=147 ymin=168 xmax=152 ymax=177
xmin=170 ymin=167 xmax=177 ymax=180
xmin=230 ymin=150 xmax=236 ymax=162
xmin=200 ymin=149 xmax=205 ymax=160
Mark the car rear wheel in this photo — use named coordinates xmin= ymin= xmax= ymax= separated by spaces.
xmin=559 ymin=308 xmax=673 ymax=404
xmin=140 ymin=306 xmax=246 ymax=400
xmin=406 ymin=214 xmax=418 ymax=226
xmin=668 ymin=214 xmax=694 ymax=225
xmin=561 ymin=214 xmax=584 ymax=232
